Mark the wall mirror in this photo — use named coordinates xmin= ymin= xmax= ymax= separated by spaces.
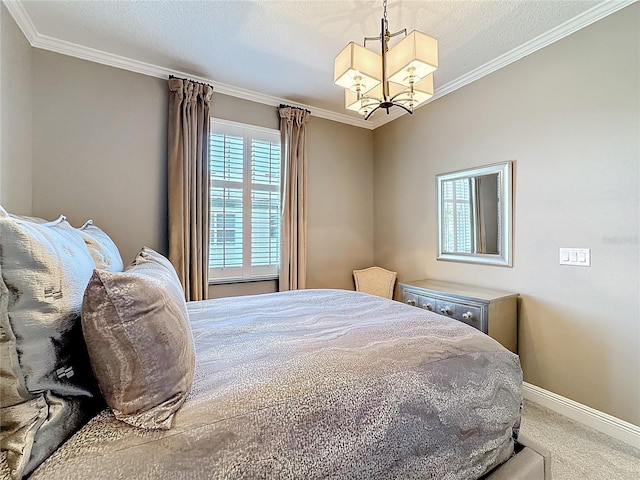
xmin=436 ymin=161 xmax=513 ymax=267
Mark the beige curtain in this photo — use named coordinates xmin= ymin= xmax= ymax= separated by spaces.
xmin=167 ymin=77 xmax=214 ymax=301
xmin=474 ymin=177 xmax=487 ymax=254
xmin=279 ymin=106 xmax=310 ymax=291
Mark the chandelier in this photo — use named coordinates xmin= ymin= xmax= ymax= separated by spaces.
xmin=334 ymin=0 xmax=438 ymax=120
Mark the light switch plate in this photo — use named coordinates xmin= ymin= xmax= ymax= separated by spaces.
xmin=559 ymin=248 xmax=590 ymax=266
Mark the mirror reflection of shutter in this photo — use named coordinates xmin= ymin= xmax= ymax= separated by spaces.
xmin=442 ymin=181 xmax=455 ymax=253
xmin=444 ymin=178 xmax=473 ymax=254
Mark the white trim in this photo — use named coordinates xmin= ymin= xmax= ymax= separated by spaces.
xmin=523 ymin=382 xmax=640 ymax=449
xmin=2 ymin=0 xmax=38 ymax=43
xmin=4 ymin=0 xmax=637 ymax=131
xmin=210 ymin=117 xmax=280 ymax=137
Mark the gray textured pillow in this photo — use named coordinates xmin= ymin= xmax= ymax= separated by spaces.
xmin=81 ymin=247 xmax=195 ymax=430
xmin=78 ymin=220 xmax=124 ymax=272
xmin=0 ymin=209 xmax=101 ymax=479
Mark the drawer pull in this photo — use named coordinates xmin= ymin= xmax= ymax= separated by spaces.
xmin=462 ymin=312 xmax=474 ymax=320
xmin=421 ymin=303 xmax=434 ymax=311
xmin=406 ymin=299 xmax=416 ymax=306
xmin=440 ymin=307 xmax=453 ymax=316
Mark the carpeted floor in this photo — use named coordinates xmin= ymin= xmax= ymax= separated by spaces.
xmin=519 ymin=400 xmax=640 ymax=480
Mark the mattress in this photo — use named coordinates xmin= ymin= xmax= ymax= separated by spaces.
xmin=14 ymin=289 xmax=522 ymax=479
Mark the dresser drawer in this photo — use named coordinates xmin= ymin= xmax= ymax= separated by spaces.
xmin=402 ymin=291 xmax=419 ymax=306
xmin=417 ymin=294 xmax=437 ymax=312
xmin=403 ymin=291 xmax=437 ymax=312
xmin=436 ymin=299 xmax=456 ymax=318
xmin=455 ymin=304 xmax=483 ymax=330
xmin=435 ymin=300 xmax=484 ymax=330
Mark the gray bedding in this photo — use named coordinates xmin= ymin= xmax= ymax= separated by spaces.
xmin=12 ymin=289 xmax=522 ymax=479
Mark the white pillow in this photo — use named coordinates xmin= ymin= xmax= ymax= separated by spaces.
xmin=78 ymin=219 xmax=124 ymax=272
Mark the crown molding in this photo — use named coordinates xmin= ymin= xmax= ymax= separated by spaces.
xmin=5 ymin=0 xmax=636 ymax=131
xmin=2 ymin=0 xmax=37 ymax=42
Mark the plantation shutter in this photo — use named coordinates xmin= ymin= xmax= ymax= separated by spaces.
xmin=209 ymin=119 xmax=281 ymax=282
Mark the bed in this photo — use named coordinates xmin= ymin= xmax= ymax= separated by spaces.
xmin=0 ymin=209 xmax=547 ymax=480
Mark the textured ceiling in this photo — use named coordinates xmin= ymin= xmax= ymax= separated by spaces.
xmin=10 ymin=0 xmax=617 ymax=125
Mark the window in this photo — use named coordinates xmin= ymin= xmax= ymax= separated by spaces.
xmin=209 ymin=119 xmax=281 ymax=282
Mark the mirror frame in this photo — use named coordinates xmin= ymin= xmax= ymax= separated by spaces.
xmin=436 ymin=161 xmax=513 ymax=267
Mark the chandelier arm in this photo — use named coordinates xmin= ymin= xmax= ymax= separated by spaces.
xmin=363 ymin=100 xmax=413 ymax=121
xmin=388 ymin=28 xmax=407 ymax=39
xmin=389 ymin=101 xmax=413 ymax=115
xmin=389 ymin=91 xmax=412 ymax=102
xmin=363 ymin=35 xmax=382 ymax=47
xmin=364 ymin=104 xmax=383 ymax=121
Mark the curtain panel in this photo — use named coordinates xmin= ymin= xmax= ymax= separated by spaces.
xmin=279 ymin=106 xmax=310 ymax=291
xmin=167 ymin=78 xmax=214 ymax=301
xmin=474 ymin=176 xmax=487 ymax=254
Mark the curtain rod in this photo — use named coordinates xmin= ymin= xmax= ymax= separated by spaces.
xmin=168 ymin=75 xmax=213 ymax=88
xmin=279 ymin=103 xmax=311 ymax=114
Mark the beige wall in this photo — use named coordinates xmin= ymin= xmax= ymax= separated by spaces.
xmin=31 ymin=50 xmax=168 ymax=264
xmin=306 ymin=117 xmax=374 ymax=290
xmin=28 ymin=49 xmax=373 ymax=298
xmin=373 ymin=5 xmax=639 ymax=425
xmin=0 ymin=4 xmax=32 ymax=214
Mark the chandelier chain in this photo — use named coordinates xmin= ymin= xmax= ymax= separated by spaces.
xmin=383 ymin=0 xmax=388 ymax=21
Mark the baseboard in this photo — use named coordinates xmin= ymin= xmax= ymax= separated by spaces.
xmin=523 ymin=382 xmax=640 ymax=449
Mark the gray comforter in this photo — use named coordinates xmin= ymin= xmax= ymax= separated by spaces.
xmin=18 ymin=289 xmax=522 ymax=479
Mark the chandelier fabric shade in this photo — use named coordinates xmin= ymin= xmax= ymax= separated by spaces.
xmin=334 ymin=42 xmax=381 ymax=94
xmin=333 ymin=0 xmax=438 ymax=120
xmin=391 ymin=73 xmax=434 ymax=105
xmin=386 ymin=30 xmax=438 ymax=86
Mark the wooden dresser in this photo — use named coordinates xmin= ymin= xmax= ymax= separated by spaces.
xmin=399 ymin=279 xmax=518 ymax=353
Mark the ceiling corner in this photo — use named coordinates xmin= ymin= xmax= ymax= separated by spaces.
xmin=4 ymin=0 xmax=38 ymax=44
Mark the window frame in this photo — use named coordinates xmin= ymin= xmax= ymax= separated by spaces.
xmin=208 ymin=118 xmax=282 ymax=284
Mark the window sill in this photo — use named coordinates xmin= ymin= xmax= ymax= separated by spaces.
xmin=208 ymin=275 xmax=278 ymax=286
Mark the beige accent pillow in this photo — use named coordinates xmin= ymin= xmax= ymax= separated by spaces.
xmin=81 ymin=247 xmax=195 ymax=430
